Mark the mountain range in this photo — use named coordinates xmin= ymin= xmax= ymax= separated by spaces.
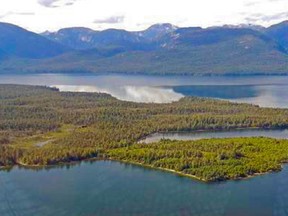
xmin=1 ymin=21 xmax=288 ymax=75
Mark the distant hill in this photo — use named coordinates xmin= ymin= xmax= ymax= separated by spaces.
xmin=42 ymin=27 xmax=140 ymax=51
xmin=0 ymin=48 xmax=7 ymax=59
xmin=266 ymin=21 xmax=288 ymax=52
xmin=20 ymin=27 xmax=288 ymax=75
xmin=0 ymin=22 xmax=70 ymax=59
xmin=1 ymin=21 xmax=288 ymax=75
xmin=41 ymin=23 xmax=177 ymax=50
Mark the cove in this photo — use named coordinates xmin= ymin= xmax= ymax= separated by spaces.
xmin=1 ymin=160 xmax=288 ymax=216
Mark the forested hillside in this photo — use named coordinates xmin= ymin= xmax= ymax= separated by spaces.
xmin=1 ymin=21 xmax=288 ymax=75
xmin=1 ymin=85 xmax=288 ymax=181
xmin=0 ymin=22 xmax=70 ymax=59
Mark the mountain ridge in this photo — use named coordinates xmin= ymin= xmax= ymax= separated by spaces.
xmin=0 ymin=22 xmax=70 ymax=59
xmin=1 ymin=21 xmax=288 ymax=75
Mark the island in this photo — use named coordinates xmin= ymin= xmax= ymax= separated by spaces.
xmin=1 ymin=84 xmax=288 ymax=182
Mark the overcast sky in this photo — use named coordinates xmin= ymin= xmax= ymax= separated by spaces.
xmin=0 ymin=0 xmax=288 ymax=33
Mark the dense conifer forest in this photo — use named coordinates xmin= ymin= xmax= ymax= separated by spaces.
xmin=108 ymin=138 xmax=288 ymax=181
xmin=1 ymin=84 xmax=288 ymax=181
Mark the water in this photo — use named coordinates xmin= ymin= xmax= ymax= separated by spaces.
xmin=1 ymin=74 xmax=288 ymax=215
xmin=140 ymin=129 xmax=288 ymax=143
xmin=1 ymin=160 xmax=288 ymax=216
xmin=0 ymin=73 xmax=288 ymax=107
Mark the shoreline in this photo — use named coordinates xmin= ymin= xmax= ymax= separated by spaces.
xmin=2 ymin=129 xmax=288 ymax=182
xmin=0 ymin=156 xmax=284 ymax=183
xmin=1 ymin=71 xmax=288 ymax=77
xmin=108 ymin=159 xmax=208 ymax=182
xmin=108 ymin=158 xmax=283 ymax=183
xmin=137 ymin=126 xmax=288 ymax=143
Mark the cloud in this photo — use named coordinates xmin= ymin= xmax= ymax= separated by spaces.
xmin=38 ymin=0 xmax=77 ymax=8
xmin=38 ymin=0 xmax=59 ymax=7
xmin=244 ymin=12 xmax=288 ymax=23
xmin=0 ymin=12 xmax=11 ymax=19
xmin=94 ymin=15 xmax=125 ymax=24
xmin=244 ymin=0 xmax=285 ymax=7
xmin=2 ymin=0 xmax=288 ymax=32
xmin=244 ymin=1 xmax=261 ymax=7
xmin=65 ymin=2 xmax=74 ymax=6
xmin=0 ymin=11 xmax=35 ymax=19
xmin=16 ymin=12 xmax=35 ymax=16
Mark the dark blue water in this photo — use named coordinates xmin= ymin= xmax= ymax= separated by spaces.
xmin=1 ymin=160 xmax=288 ymax=216
xmin=0 ymin=74 xmax=287 ymax=107
xmin=171 ymin=85 xmax=258 ymax=99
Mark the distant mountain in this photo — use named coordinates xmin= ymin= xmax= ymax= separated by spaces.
xmin=42 ymin=27 xmax=96 ymax=50
xmin=221 ymin=24 xmax=266 ymax=32
xmin=1 ymin=21 xmax=288 ymax=75
xmin=157 ymin=27 xmax=275 ymax=49
xmin=0 ymin=22 xmax=70 ymax=59
xmin=136 ymin=23 xmax=177 ymax=41
xmin=14 ymin=26 xmax=288 ymax=75
xmin=0 ymin=48 xmax=7 ymax=59
xmin=43 ymin=27 xmax=141 ymax=50
xmin=266 ymin=21 xmax=288 ymax=51
xmin=42 ymin=23 xmax=177 ymax=50
xmin=41 ymin=23 xmax=278 ymax=51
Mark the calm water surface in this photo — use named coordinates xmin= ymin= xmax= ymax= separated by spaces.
xmin=0 ymin=74 xmax=287 ymax=107
xmin=140 ymin=129 xmax=288 ymax=143
xmin=1 ymin=160 xmax=288 ymax=216
xmin=1 ymin=74 xmax=288 ymax=215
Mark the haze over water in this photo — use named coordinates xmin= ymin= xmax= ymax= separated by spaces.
xmin=0 ymin=74 xmax=288 ymax=107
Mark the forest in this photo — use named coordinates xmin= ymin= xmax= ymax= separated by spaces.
xmin=1 ymin=84 xmax=288 ymax=181
xmin=108 ymin=137 xmax=288 ymax=181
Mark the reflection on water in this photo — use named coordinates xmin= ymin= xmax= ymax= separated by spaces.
xmin=1 ymin=160 xmax=288 ymax=216
xmin=53 ymin=85 xmax=183 ymax=103
xmin=0 ymin=73 xmax=287 ymax=107
xmin=140 ymin=129 xmax=288 ymax=143
xmin=231 ymin=85 xmax=288 ymax=108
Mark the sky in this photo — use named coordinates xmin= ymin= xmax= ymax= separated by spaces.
xmin=0 ymin=0 xmax=288 ymax=33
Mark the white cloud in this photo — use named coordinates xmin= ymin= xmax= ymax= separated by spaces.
xmin=0 ymin=0 xmax=287 ymax=32
xmin=94 ymin=15 xmax=125 ymax=24
xmin=38 ymin=0 xmax=77 ymax=8
xmin=0 ymin=11 xmax=35 ymax=19
xmin=38 ymin=0 xmax=58 ymax=7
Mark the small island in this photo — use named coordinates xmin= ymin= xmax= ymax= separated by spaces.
xmin=1 ymin=84 xmax=288 ymax=182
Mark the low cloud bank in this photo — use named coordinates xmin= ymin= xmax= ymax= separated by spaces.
xmin=52 ymin=85 xmax=184 ymax=103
